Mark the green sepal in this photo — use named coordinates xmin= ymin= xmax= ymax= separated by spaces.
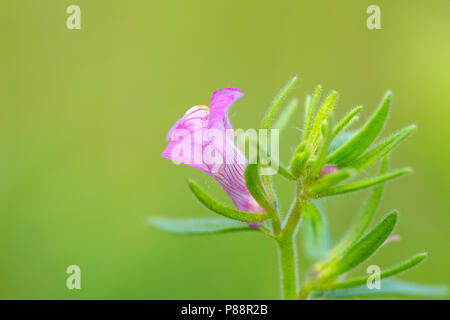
xmin=304 ymin=85 xmax=322 ymax=139
xmin=307 ymin=91 xmax=338 ymax=151
xmin=244 ymin=163 xmax=273 ymax=210
xmin=290 ymin=146 xmax=311 ymax=178
xmin=292 ymin=141 xmax=307 ymax=155
xmin=187 ymin=179 xmax=269 ymax=223
xmin=303 ymin=94 xmax=312 ymax=127
xmin=307 ymin=120 xmax=333 ymax=180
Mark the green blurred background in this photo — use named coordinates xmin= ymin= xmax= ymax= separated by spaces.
xmin=1 ymin=0 xmax=449 ymax=299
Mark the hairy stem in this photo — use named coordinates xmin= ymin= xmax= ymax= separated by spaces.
xmin=276 ymin=183 xmax=303 ymax=299
xmin=277 ymin=234 xmax=298 ymax=299
xmin=262 ymin=175 xmax=281 ymax=235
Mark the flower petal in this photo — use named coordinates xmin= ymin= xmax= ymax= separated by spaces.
xmin=166 ymin=105 xmax=209 ymax=141
xmin=209 ymin=88 xmax=244 ymax=131
xmin=162 ymin=106 xmax=211 ymax=172
xmin=212 ymin=146 xmax=265 ymax=214
xmin=161 ymin=88 xmax=265 ymax=226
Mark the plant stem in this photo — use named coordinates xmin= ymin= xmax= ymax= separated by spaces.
xmin=271 ymin=208 xmax=282 ymax=235
xmin=277 ymin=234 xmax=298 ymax=299
xmin=262 ymin=175 xmax=281 ymax=235
xmin=276 ymin=182 xmax=303 ymax=299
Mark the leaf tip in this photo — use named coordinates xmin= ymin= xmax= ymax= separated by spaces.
xmin=385 ymin=90 xmax=393 ymax=99
xmin=388 ymin=210 xmax=400 ymax=223
xmin=408 ymin=124 xmax=418 ymax=132
xmin=404 ymin=167 xmax=414 ymax=174
xmin=378 ymin=90 xmax=393 ymax=111
xmin=147 ymin=216 xmax=165 ymax=229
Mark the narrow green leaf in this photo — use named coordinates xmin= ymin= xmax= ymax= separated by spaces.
xmin=303 ymin=201 xmax=330 ymax=259
xmin=273 ymin=98 xmax=299 ymax=132
xmin=306 ymin=168 xmax=356 ymax=197
xmin=292 ymin=141 xmax=307 ymax=155
xmin=350 ymin=125 xmax=417 ymax=170
xmin=330 ymin=156 xmax=389 ymax=257
xmin=246 ymin=134 xmax=280 ymax=172
xmin=308 ymin=120 xmax=333 ymax=180
xmin=313 ymin=167 xmax=411 ymax=198
xmin=331 ymin=106 xmax=363 ymax=139
xmin=312 ymin=279 xmax=447 ymax=299
xmin=262 ymin=76 xmax=298 ymax=130
xmin=303 ymin=94 xmax=312 ymax=125
xmin=278 ymin=163 xmax=296 ymax=180
xmin=304 ymin=85 xmax=322 ymax=138
xmin=290 ymin=146 xmax=311 ymax=178
xmin=187 ymin=180 xmax=269 ymax=223
xmin=244 ymin=164 xmax=273 ymax=210
xmin=148 ymin=217 xmax=256 ymax=235
xmin=319 ymin=211 xmax=398 ymax=281
xmin=319 ymin=252 xmax=429 ymax=290
xmin=327 ymin=91 xmax=392 ymax=167
xmin=308 ymin=91 xmax=338 ymax=150
xmin=328 ymin=131 xmax=356 ymax=155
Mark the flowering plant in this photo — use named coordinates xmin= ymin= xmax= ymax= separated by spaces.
xmin=152 ymin=77 xmax=445 ymax=299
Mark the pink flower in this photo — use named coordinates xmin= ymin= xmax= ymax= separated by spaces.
xmin=318 ymin=165 xmax=338 ymax=178
xmin=162 ymin=88 xmax=265 ymax=227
